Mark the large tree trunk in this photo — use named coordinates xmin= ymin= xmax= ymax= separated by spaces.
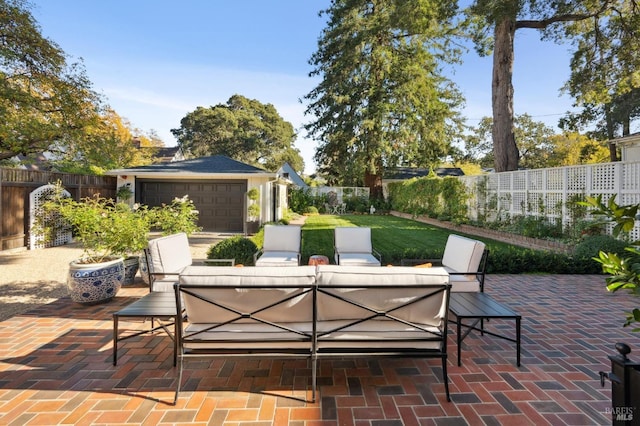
xmin=492 ymin=17 xmax=520 ymax=172
xmin=365 ymin=170 xmax=383 ymax=201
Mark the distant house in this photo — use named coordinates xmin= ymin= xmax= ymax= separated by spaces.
xmin=611 ymin=133 xmax=640 ymax=162
xmin=277 ymin=162 xmax=308 ymax=188
xmin=382 ymin=167 xmax=465 ymax=198
xmin=106 ymin=155 xmax=285 ymax=234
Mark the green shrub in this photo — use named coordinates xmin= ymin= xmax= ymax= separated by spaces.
xmin=304 ymin=206 xmax=319 ymax=214
xmin=572 ymin=235 xmax=636 ymax=274
xmin=207 ymin=236 xmax=258 ymax=266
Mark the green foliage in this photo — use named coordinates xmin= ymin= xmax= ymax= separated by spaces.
xmin=304 ymin=0 xmax=463 ymax=191
xmin=149 ymin=195 xmax=202 ymax=236
xmin=288 ymin=188 xmax=327 ymax=214
xmin=171 ymin=94 xmax=304 ymax=172
xmin=36 ymin=183 xmax=201 ymax=263
xmin=37 ymin=184 xmax=149 ymax=263
xmin=580 ymin=195 xmax=638 ymax=241
xmin=581 ymin=195 xmax=640 ymax=331
xmin=0 ymin=0 xmax=102 ymax=162
xmin=300 ymin=213 xmax=596 ymax=273
xmin=247 ymin=188 xmax=260 ymax=201
xmin=304 ymin=206 xmax=319 ymax=214
xmin=388 ymin=176 xmax=468 ymax=222
xmin=207 ymin=236 xmax=258 ymax=266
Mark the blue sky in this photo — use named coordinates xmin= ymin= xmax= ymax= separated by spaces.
xmin=31 ymin=1 xmax=579 ymax=174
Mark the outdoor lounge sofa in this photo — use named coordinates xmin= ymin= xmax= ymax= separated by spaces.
xmin=333 ymin=226 xmax=381 ymax=266
xmin=253 ymin=224 xmax=301 ymax=266
xmin=174 ymin=264 xmax=451 ymax=404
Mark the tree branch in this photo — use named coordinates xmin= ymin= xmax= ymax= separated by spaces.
xmin=516 ymin=2 xmax=613 ymax=29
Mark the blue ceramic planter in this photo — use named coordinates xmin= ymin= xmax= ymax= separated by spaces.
xmin=67 ymin=256 xmax=124 ymax=305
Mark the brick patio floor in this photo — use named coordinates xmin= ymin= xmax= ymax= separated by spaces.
xmin=0 ymin=274 xmax=638 ymax=425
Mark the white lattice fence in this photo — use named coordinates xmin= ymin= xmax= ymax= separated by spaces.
xmin=460 ymin=161 xmax=640 ymax=241
xmin=29 ymin=184 xmax=72 ymax=249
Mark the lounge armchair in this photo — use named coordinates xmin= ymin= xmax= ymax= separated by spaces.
xmin=254 ymin=225 xmax=301 ymax=266
xmin=144 ymin=232 xmax=193 ymax=292
xmin=334 ymin=227 xmax=381 ymax=266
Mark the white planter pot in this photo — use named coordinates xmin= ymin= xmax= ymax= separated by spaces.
xmin=67 ymin=256 xmax=124 ymax=305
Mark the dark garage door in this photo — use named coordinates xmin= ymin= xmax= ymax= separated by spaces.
xmin=137 ymin=180 xmax=247 ymax=232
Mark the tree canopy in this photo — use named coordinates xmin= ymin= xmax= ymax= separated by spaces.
xmin=0 ymin=0 xmax=102 ymax=162
xmin=304 ymin=0 xmax=464 ymax=198
xmin=465 ymin=0 xmax=640 ymax=172
xmin=465 ymin=114 xmax=608 ymax=169
xmin=171 ymin=94 xmax=304 ymax=173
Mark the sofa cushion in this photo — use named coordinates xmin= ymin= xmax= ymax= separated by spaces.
xmin=315 ymin=265 xmax=450 ymax=325
xmin=148 ymin=232 xmax=192 ymax=276
xmin=441 ymin=234 xmax=485 ymax=274
xmin=334 ymin=227 xmax=372 ymax=253
xmin=179 ymin=266 xmax=317 ymax=324
xmin=262 ymin=225 xmax=301 ymax=253
xmin=255 ymin=251 xmax=300 ymax=267
xmin=334 ymin=253 xmax=381 ymax=267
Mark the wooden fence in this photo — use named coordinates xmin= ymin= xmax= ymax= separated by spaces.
xmin=0 ymin=168 xmax=116 ymax=251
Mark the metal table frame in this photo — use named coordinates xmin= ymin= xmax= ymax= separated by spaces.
xmin=113 ymin=291 xmax=178 ymax=366
xmin=449 ymin=292 xmax=521 ymax=367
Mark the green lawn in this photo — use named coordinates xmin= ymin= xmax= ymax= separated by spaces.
xmin=300 ymin=214 xmax=515 ymax=265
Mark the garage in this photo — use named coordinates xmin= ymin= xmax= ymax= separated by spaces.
xmin=107 ymin=155 xmax=282 ymax=234
xmin=138 ymin=179 xmax=246 ymax=232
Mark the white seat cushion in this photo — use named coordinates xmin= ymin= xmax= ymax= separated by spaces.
xmin=335 ymin=253 xmax=381 ymax=267
xmin=441 ymin=234 xmax=485 ymax=274
xmin=334 ymin=227 xmax=372 ymax=253
xmin=255 ymin=251 xmax=300 ymax=267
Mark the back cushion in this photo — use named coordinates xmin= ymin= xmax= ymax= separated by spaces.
xmin=148 ymin=232 xmax=192 ymax=274
xmin=334 ymin=227 xmax=372 ymax=253
xmin=441 ymin=234 xmax=485 ymax=273
xmin=262 ymin=225 xmax=301 ymax=252
xmin=315 ymin=265 xmax=449 ymax=325
xmin=179 ymin=266 xmax=316 ymax=324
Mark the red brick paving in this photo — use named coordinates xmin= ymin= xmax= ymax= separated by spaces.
xmin=0 ymin=274 xmax=638 ymax=425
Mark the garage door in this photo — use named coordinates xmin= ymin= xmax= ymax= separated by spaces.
xmin=137 ymin=180 xmax=247 ymax=232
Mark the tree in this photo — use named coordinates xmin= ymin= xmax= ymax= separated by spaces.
xmin=546 ymin=132 xmax=609 ymax=166
xmin=172 ymin=94 xmax=304 ymax=173
xmin=465 ymin=1 xmax=638 ymax=172
xmin=53 ymin=109 xmax=142 ymax=174
xmin=304 ymin=0 xmax=463 ymax=199
xmin=463 ymin=114 xmax=602 ymax=169
xmin=0 ymin=0 xmax=101 ymax=161
xmin=560 ymin=4 xmax=640 ymax=159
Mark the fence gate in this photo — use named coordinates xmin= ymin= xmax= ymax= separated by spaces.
xmin=29 ymin=184 xmax=72 ymax=250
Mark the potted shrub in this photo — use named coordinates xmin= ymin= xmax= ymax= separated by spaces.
xmin=37 ymin=186 xmax=142 ymax=305
xmin=246 ymin=188 xmax=260 ymax=234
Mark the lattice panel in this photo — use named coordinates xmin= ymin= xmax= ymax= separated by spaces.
xmin=499 ymin=174 xmax=511 ymax=190
xmin=545 ymin=193 xmax=564 ymax=216
xmin=29 ymin=184 xmax=72 ymax=250
xmin=622 ymin=162 xmax=640 ymax=190
xmin=546 ymin=169 xmax=563 ymax=191
xmin=591 ymin=163 xmax=617 ymax=191
xmin=566 ymin=166 xmax=587 ymax=191
xmin=512 ymin=171 xmax=526 ymax=190
xmin=512 ymin=192 xmax=527 ymax=214
xmin=528 ymin=170 xmax=544 ymax=191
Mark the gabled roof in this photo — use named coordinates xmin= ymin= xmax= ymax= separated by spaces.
xmin=106 ymin=155 xmax=274 ymax=177
xmin=277 ymin=162 xmax=308 ymax=188
xmin=383 ymin=167 xmax=465 ymax=180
